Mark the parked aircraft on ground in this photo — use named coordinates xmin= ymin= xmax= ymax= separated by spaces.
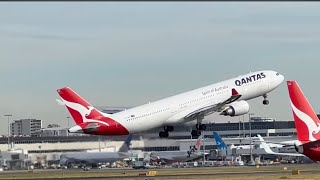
xmin=150 ymin=136 xmax=207 ymax=163
xmin=59 ymin=135 xmax=132 ymax=167
xmin=213 ymin=131 xmax=254 ymax=150
xmin=213 ymin=131 xmax=227 ymax=150
xmin=257 ymin=134 xmax=304 ymax=157
xmin=57 ymin=70 xmax=284 ymax=138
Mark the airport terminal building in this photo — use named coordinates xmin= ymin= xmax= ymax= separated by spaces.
xmin=0 ymin=116 xmax=299 ymax=153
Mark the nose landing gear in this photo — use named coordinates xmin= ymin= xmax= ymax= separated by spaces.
xmin=263 ymin=94 xmax=269 ymax=105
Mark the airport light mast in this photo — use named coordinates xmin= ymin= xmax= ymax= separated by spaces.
xmin=242 ymin=115 xmax=245 ymax=141
xmin=4 ymin=114 xmax=12 ymax=150
xmin=66 ymin=116 xmax=70 ymax=136
xmin=202 ymin=132 xmax=205 ymax=167
xmin=249 ymin=113 xmax=254 ymax=164
xmin=238 ymin=116 xmax=241 ymax=145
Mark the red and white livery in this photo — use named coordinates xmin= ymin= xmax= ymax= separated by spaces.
xmin=287 ymin=81 xmax=320 ymax=161
xmin=57 ymin=70 xmax=284 ymax=138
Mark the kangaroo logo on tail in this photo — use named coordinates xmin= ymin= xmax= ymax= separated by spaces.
xmin=61 ymin=98 xmax=110 ymax=126
xmin=287 ymin=81 xmax=320 ymax=142
xmin=290 ymin=101 xmax=320 ymax=142
xmin=57 ymin=87 xmax=110 ymax=126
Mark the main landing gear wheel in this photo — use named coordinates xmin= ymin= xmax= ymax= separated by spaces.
xmin=196 ymin=123 xmax=206 ymax=131
xmin=159 ymin=131 xmax=169 ymax=138
xmin=200 ymin=124 xmax=207 ymax=131
xmin=262 ymin=94 xmax=269 ymax=105
xmin=159 ymin=126 xmax=174 ymax=138
xmin=164 ymin=126 xmax=174 ymax=132
xmin=191 ymin=130 xmax=201 ymax=138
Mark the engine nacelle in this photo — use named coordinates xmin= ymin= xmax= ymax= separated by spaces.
xmin=220 ymin=100 xmax=250 ymax=117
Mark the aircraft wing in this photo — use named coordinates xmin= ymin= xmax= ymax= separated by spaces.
xmin=253 ymin=140 xmax=295 ymax=147
xmin=257 ymin=134 xmax=304 ymax=157
xmin=184 ymin=88 xmax=242 ymax=120
xmin=150 ymin=152 xmax=176 ymax=161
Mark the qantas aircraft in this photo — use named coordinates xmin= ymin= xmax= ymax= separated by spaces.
xmin=286 ymin=81 xmax=320 ymax=161
xmin=56 ymin=70 xmax=284 ymax=138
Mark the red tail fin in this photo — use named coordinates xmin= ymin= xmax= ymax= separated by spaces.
xmin=287 ymin=81 xmax=320 ymax=142
xmin=57 ymin=87 xmax=104 ymax=125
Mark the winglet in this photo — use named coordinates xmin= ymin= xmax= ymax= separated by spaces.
xmin=232 ymin=88 xmax=239 ymax=96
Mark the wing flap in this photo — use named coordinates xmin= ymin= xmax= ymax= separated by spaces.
xmin=185 ymin=88 xmax=242 ymax=120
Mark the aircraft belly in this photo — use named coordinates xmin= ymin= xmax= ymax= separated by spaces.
xmin=124 ymin=116 xmax=168 ymax=133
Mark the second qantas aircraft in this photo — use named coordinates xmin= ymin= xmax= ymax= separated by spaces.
xmin=286 ymin=81 xmax=320 ymax=161
xmin=57 ymin=70 xmax=284 ymax=138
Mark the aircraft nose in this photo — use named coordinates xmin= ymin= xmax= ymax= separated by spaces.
xmin=278 ymin=74 xmax=285 ymax=84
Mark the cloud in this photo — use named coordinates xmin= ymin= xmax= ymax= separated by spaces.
xmin=0 ymin=23 xmax=88 ymax=41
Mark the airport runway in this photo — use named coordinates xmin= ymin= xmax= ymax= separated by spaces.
xmin=1 ymin=164 xmax=320 ymax=180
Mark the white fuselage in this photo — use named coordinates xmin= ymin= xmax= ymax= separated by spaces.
xmin=59 ymin=152 xmax=130 ymax=165
xmin=150 ymin=151 xmax=205 ymax=162
xmin=110 ymin=70 xmax=284 ymax=133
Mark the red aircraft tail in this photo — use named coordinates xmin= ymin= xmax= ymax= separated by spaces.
xmin=57 ymin=87 xmax=105 ymax=125
xmin=287 ymin=81 xmax=320 ymax=143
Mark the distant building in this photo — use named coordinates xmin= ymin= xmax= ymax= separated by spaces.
xmin=47 ymin=124 xmax=60 ymax=128
xmin=250 ymin=117 xmax=275 ymax=122
xmin=10 ymin=119 xmax=42 ymax=136
xmin=39 ymin=128 xmax=68 ymax=137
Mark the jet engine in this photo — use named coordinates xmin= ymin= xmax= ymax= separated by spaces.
xmin=220 ymin=100 xmax=250 ymax=117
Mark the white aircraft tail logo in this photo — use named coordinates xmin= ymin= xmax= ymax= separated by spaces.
xmin=287 ymin=81 xmax=320 ymax=142
xmin=57 ymin=87 xmax=112 ymax=127
xmin=291 ymin=101 xmax=320 ymax=142
xmin=61 ymin=98 xmax=110 ymax=126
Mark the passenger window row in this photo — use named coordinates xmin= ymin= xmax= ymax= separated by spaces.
xmin=127 ymin=108 xmax=170 ymax=121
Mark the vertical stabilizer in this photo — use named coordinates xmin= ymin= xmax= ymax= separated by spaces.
xmin=118 ymin=135 xmax=133 ymax=152
xmin=287 ymin=81 xmax=320 ymax=142
xmin=213 ymin=131 xmax=227 ymax=149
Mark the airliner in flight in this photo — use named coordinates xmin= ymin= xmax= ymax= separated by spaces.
xmin=56 ymin=70 xmax=284 ymax=138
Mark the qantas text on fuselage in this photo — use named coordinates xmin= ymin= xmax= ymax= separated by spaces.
xmin=57 ymin=70 xmax=284 ymax=138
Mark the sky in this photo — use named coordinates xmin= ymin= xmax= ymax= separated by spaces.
xmin=1 ymin=2 xmax=320 ymax=135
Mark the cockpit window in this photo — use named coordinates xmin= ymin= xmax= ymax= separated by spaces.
xmin=276 ymin=73 xmax=279 ymax=76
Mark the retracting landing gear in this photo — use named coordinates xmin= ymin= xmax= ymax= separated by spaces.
xmin=191 ymin=118 xmax=206 ymax=139
xmin=159 ymin=126 xmax=174 ymax=138
xmin=263 ymin=94 xmax=269 ymax=105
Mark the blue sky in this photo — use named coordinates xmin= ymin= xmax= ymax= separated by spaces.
xmin=1 ymin=2 xmax=320 ymax=135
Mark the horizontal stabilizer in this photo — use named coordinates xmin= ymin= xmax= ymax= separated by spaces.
xmin=56 ymin=99 xmax=65 ymax=106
